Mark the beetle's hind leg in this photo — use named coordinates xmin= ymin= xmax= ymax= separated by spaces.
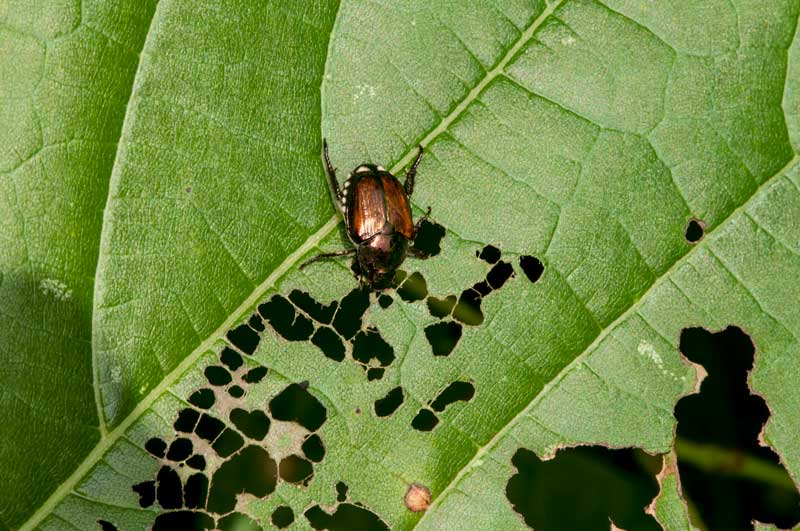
xmin=299 ymin=248 xmax=355 ymax=270
xmin=323 ymin=139 xmax=343 ymax=206
xmin=404 ymin=144 xmax=424 ymax=196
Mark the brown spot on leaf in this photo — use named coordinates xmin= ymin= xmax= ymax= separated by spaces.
xmin=404 ymin=483 xmax=431 ymax=512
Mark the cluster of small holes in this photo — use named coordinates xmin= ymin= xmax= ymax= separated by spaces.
xmin=104 ymin=217 xmax=552 ymax=529
xmin=260 ymin=286 xmax=395 ymax=380
xmin=124 ymin=321 xmax=328 ymax=530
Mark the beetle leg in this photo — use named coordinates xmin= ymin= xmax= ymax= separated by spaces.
xmin=413 ymin=206 xmax=432 ymax=237
xmin=408 ymin=246 xmax=430 ymax=259
xmin=299 ymin=248 xmax=355 ymax=270
xmin=323 ymin=139 xmax=343 ymax=206
xmin=404 ymin=144 xmax=424 ymax=196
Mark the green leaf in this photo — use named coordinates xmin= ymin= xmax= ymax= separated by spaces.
xmin=4 ymin=1 xmax=800 ymax=530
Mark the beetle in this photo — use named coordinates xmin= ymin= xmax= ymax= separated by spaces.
xmin=300 ymin=140 xmax=431 ymax=290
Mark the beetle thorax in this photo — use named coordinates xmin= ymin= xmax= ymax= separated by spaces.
xmin=356 ymin=230 xmax=408 ymax=276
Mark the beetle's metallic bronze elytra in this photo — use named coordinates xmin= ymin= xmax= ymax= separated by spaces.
xmin=300 ymin=140 xmax=431 ymax=289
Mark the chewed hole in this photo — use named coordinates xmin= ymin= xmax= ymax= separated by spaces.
xmin=506 ymin=447 xmax=661 ymax=531
xmin=430 ymin=381 xmax=475 ymax=412
xmin=519 ymin=255 xmax=544 ymax=284
xmin=424 ymin=321 xmax=462 ymax=357
xmin=685 ymin=218 xmax=705 ymax=243
xmin=97 ymin=521 xmax=119 ymax=531
xmin=279 ymin=454 xmax=314 ymax=484
xmin=226 ymin=323 xmax=260 ymax=355
xmin=374 ymin=386 xmax=404 ymax=417
xmin=676 ymin=327 xmax=800 ymax=529
xmin=188 ymin=388 xmax=215 ymax=409
xmin=332 ymin=288 xmax=370 ymax=340
xmin=476 ymin=244 xmax=501 ymax=264
xmin=305 ymin=500 xmax=389 ymax=530
xmin=269 ymin=383 xmax=327 ymax=432
xmin=336 ymin=481 xmax=349 ymax=502
xmin=397 ymin=271 xmax=428 ymax=302
xmin=411 ymin=220 xmax=446 ymax=256
xmin=272 ymin=505 xmax=295 ymax=529
xmin=411 ymin=409 xmax=438 ymax=432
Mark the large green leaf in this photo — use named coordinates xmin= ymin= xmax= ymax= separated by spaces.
xmin=3 ymin=0 xmax=800 ymax=529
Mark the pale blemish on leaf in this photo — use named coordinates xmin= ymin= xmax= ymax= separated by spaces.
xmin=39 ymin=278 xmax=72 ymax=301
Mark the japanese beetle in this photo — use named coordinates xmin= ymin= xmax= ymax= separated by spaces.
xmin=301 ymin=140 xmax=432 ymax=290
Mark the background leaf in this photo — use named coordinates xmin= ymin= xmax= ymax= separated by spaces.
xmin=3 ymin=1 xmax=800 ymax=530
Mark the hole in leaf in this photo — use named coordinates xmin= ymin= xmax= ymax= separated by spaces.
xmin=486 ymin=261 xmax=514 ymax=290
xmin=194 ymin=413 xmax=225 ymax=443
xmin=430 ymin=381 xmax=475 ymax=412
xmin=145 ymin=437 xmax=167 ymax=459
xmin=453 ymin=289 xmax=483 ymax=326
xmin=220 ymin=347 xmax=243 ymax=371
xmin=204 ymin=365 xmax=232 ymax=386
xmin=269 ymin=383 xmax=327 ymax=432
xmin=228 ymin=385 xmax=245 ymax=398
xmin=259 ymin=295 xmax=314 ymax=341
xmin=332 ymin=288 xmax=370 ymax=340
xmin=186 ymin=454 xmax=206 ymax=471
xmin=174 ymin=408 xmax=200 ymax=433
xmin=226 ymin=323 xmax=260 ymax=355
xmin=411 ymin=220 xmax=445 ymax=256
xmin=152 ymin=512 xmax=214 ymax=531
xmin=218 ymin=512 xmax=260 ymax=531
xmin=311 ymin=326 xmax=346 ymax=362
xmin=188 ymin=388 xmax=215 ymax=409
xmin=166 ymin=437 xmax=193 ymax=462
xmin=426 ymin=295 xmax=456 ymax=318
xmin=378 ymin=294 xmax=393 ymax=308
xmin=305 ymin=503 xmax=390 ymax=531
xmin=302 ymin=433 xmax=325 ymax=462
xmin=477 ymin=244 xmax=501 ymax=264
xmin=184 ymin=472 xmax=209 ymax=509
xmin=366 ymin=367 xmax=385 ymax=381
xmin=211 ymin=427 xmax=245 ymax=458
xmin=97 ymin=520 xmax=119 ymax=531
xmin=132 ymin=480 xmax=155 ymax=508
xmin=336 ymin=481 xmax=349 ymax=502
xmin=506 ymin=447 xmax=661 ymax=531
xmin=411 ymin=409 xmax=439 ymax=432
xmin=685 ymin=218 xmax=705 ymax=243
xmin=519 ymin=255 xmax=544 ymax=284
xmin=272 ymin=505 xmax=295 ymax=529
xmin=156 ymin=466 xmax=183 ymax=509
xmin=230 ymin=408 xmax=270 ymax=441
xmin=396 ymin=271 xmax=428 ymax=302
xmin=206 ymin=445 xmax=277 ymax=514
xmin=424 ymin=321 xmax=462 ymax=357
xmin=675 ymin=327 xmax=800 ymax=530
xmin=242 ymin=366 xmax=268 ymax=384
xmin=352 ymin=329 xmax=395 ymax=368
xmin=290 ymin=289 xmax=338 ymax=324
xmin=279 ymin=454 xmax=314 ymax=484
xmin=247 ymin=313 xmax=265 ymax=332
xmin=374 ymin=386 xmax=404 ymax=417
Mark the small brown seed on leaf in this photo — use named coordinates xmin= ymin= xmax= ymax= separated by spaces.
xmin=404 ymin=483 xmax=431 ymax=512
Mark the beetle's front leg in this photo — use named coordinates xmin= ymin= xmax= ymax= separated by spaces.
xmin=323 ymin=139 xmax=343 ymax=206
xmin=404 ymin=144 xmax=424 ymax=196
xmin=299 ymin=247 xmax=355 ymax=270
